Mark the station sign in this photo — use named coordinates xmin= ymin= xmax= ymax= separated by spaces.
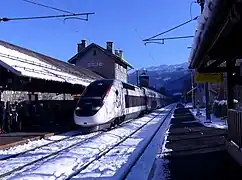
xmin=194 ymin=73 xmax=223 ymax=83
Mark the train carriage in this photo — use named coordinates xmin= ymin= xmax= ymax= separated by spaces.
xmin=74 ymin=79 xmax=167 ymax=131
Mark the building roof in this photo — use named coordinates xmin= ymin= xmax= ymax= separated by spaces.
xmin=0 ymin=40 xmax=103 ymax=87
xmin=68 ymin=43 xmax=133 ymax=68
xmin=188 ymin=0 xmax=242 ymax=70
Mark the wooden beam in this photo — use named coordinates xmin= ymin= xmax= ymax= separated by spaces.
xmin=227 ymin=59 xmax=236 ymax=109
xmin=207 ymin=59 xmax=226 ymax=68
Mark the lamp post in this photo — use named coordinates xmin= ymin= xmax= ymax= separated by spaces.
xmin=136 ymin=70 xmax=139 ymax=86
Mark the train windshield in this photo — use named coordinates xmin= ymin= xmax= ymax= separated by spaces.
xmin=81 ymin=80 xmax=113 ymax=99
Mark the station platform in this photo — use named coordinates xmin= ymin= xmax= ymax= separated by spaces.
xmin=0 ymin=132 xmax=56 ymax=150
xmin=0 ymin=124 xmax=76 ymax=150
xmin=151 ymin=105 xmax=242 ymax=180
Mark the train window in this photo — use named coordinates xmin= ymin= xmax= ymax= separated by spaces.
xmin=82 ymin=80 xmax=113 ymax=98
xmin=124 ymin=95 xmax=146 ymax=107
xmin=125 ymin=95 xmax=129 ymax=108
xmin=122 ymin=82 xmax=135 ymax=90
xmin=129 ymin=96 xmax=133 ymax=107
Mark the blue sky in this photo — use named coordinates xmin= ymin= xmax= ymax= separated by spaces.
xmin=0 ymin=0 xmax=200 ymax=69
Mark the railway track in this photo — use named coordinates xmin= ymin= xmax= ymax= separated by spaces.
xmin=0 ymin=114 xmax=139 ymax=161
xmin=71 ymin=104 xmax=175 ymax=179
xmin=0 ymin=116 xmax=145 ymax=179
xmin=0 ymin=131 xmax=103 ymax=179
xmin=1 ymin=105 xmax=174 ymax=179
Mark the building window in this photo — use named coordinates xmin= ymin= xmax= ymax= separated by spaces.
xmin=93 ymin=50 xmax=97 ymax=56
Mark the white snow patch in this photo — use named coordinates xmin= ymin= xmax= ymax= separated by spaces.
xmin=163 ymin=77 xmax=171 ymax=81
xmin=73 ymin=105 xmax=174 ymax=179
xmin=185 ymin=103 xmax=193 ymax=108
xmin=0 ymin=130 xmax=80 ymax=160
xmin=0 ymin=45 xmax=93 ymax=86
xmin=159 ymin=128 xmax=173 ymax=156
xmin=151 ymin=124 xmax=172 ymax=180
xmin=126 ymin=109 xmax=174 ymax=180
xmin=0 ymin=132 xmax=100 ymax=177
xmin=190 ymin=108 xmax=227 ymax=129
xmin=3 ymin=106 xmax=174 ymax=180
xmin=214 ymin=99 xmax=238 ymax=105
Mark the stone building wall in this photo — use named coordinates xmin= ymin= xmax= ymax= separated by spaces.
xmin=115 ymin=63 xmax=127 ymax=82
xmin=0 ymin=91 xmax=73 ymax=102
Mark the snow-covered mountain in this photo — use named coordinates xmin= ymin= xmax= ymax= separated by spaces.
xmin=128 ymin=62 xmax=191 ymax=93
xmin=144 ymin=62 xmax=189 ymax=72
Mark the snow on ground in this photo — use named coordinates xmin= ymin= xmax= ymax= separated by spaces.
xmin=3 ymin=106 xmax=173 ymax=180
xmin=0 ymin=131 xmax=80 ymax=160
xmin=190 ymin=108 xmax=227 ymax=129
xmin=185 ymin=103 xmax=193 ymax=108
xmin=126 ymin=108 xmax=174 ymax=180
xmin=151 ymin=124 xmax=172 ymax=180
xmin=72 ymin=108 xmax=173 ymax=179
xmin=0 ymin=45 xmax=92 ymax=86
xmin=0 ymin=132 xmax=100 ymax=177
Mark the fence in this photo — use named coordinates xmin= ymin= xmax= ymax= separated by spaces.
xmin=228 ymin=109 xmax=242 ymax=148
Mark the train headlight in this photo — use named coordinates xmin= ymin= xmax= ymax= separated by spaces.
xmin=76 ymin=107 xmax=81 ymax=110
xmin=92 ymin=106 xmax=101 ymax=111
xmin=75 ymin=107 xmax=82 ymax=116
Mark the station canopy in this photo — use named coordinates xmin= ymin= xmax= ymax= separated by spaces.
xmin=189 ymin=0 xmax=242 ymax=72
xmin=0 ymin=40 xmax=103 ymax=93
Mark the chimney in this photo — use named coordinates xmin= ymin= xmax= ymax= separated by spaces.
xmin=114 ymin=49 xmax=119 ymax=56
xmin=77 ymin=40 xmax=87 ymax=53
xmin=106 ymin=41 xmax=113 ymax=53
xmin=119 ymin=50 xmax=123 ymax=59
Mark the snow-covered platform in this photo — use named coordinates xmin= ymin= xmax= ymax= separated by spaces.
xmin=0 ymin=132 xmax=57 ymax=150
xmin=150 ymin=106 xmax=242 ymax=180
xmin=0 ymin=122 xmax=77 ymax=151
xmin=190 ymin=108 xmax=228 ymax=129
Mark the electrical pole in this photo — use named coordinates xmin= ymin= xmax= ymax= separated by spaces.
xmin=197 ymin=0 xmax=210 ymax=121
xmin=197 ymin=0 xmax=205 ymax=13
xmin=191 ymin=70 xmax=196 ymax=108
xmin=136 ymin=70 xmax=139 ymax=86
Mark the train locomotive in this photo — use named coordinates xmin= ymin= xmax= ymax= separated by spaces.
xmin=74 ymin=79 xmax=167 ymax=131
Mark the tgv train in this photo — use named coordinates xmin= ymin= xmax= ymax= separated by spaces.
xmin=74 ymin=79 xmax=167 ymax=131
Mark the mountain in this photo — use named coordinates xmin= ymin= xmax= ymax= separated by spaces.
xmin=128 ymin=62 xmax=191 ymax=93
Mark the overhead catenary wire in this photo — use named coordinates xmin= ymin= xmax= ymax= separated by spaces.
xmin=144 ymin=35 xmax=195 ymax=45
xmin=133 ymin=28 xmax=157 ymax=65
xmin=22 ymin=0 xmax=73 ymax=14
xmin=22 ymin=0 xmax=92 ymax=29
xmin=143 ymin=16 xmax=198 ymax=42
xmin=0 ymin=13 xmax=95 ymax=22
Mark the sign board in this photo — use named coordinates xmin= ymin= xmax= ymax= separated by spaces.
xmin=194 ymin=73 xmax=223 ymax=83
xmin=87 ymin=62 xmax=103 ymax=68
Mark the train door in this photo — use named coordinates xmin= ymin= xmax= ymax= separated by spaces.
xmin=113 ymin=81 xmax=123 ymax=118
xmin=120 ymin=84 xmax=126 ymax=118
xmin=143 ymin=88 xmax=147 ymax=112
